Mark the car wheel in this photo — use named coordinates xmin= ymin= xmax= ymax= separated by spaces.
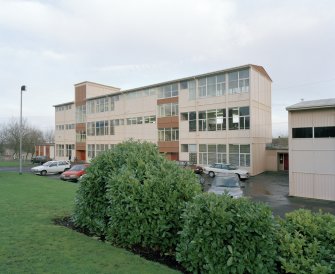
xmin=209 ymin=171 xmax=215 ymax=178
xmin=40 ymin=170 xmax=47 ymax=176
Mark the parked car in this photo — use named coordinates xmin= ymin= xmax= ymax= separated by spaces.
xmin=175 ymin=160 xmax=203 ymax=174
xmin=31 ymin=160 xmax=71 ymax=176
xmin=31 ymin=155 xmax=51 ymax=164
xmin=202 ymin=163 xmax=249 ymax=180
xmin=208 ymin=174 xmax=244 ymax=198
xmin=60 ymin=164 xmax=89 ymax=182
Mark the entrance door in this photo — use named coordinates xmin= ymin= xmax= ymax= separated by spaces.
xmin=284 ymin=154 xmax=289 ymax=170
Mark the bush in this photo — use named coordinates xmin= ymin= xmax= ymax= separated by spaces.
xmin=278 ymin=209 xmax=335 ymax=274
xmin=176 ymin=193 xmax=278 ymax=274
xmin=73 ymin=140 xmax=201 ymax=254
xmin=73 ymin=151 xmax=114 ymax=236
xmin=106 ymin=152 xmax=201 ymax=254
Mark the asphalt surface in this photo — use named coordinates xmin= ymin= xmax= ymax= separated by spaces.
xmin=1 ymin=166 xmax=334 ymax=217
xmin=203 ymin=171 xmax=335 ymax=217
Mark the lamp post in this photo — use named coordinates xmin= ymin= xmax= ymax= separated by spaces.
xmin=19 ymin=85 xmax=26 ymax=175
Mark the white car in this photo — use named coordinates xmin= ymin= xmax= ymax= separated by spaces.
xmin=31 ymin=160 xmax=71 ymax=176
xmin=208 ymin=174 xmax=244 ymax=198
xmin=202 ymin=163 xmax=249 ymax=180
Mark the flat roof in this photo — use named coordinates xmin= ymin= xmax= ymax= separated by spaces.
xmin=53 ymin=101 xmax=74 ymax=107
xmin=286 ymin=98 xmax=335 ymax=111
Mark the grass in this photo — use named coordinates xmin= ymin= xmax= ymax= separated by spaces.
xmin=0 ymin=173 xmax=179 ymax=274
xmin=0 ymin=160 xmax=33 ymax=167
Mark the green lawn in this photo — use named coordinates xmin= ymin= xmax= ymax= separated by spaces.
xmin=0 ymin=160 xmax=33 ymax=167
xmin=0 ymin=173 xmax=179 ymax=274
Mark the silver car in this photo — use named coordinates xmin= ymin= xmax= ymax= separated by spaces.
xmin=208 ymin=174 xmax=244 ymax=198
xmin=203 ymin=163 xmax=249 ymax=180
xmin=31 ymin=160 xmax=71 ymax=176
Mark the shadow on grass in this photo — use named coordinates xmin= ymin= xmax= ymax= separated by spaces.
xmin=53 ymin=216 xmax=189 ymax=274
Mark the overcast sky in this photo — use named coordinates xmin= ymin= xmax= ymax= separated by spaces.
xmin=0 ymin=0 xmax=334 ymax=136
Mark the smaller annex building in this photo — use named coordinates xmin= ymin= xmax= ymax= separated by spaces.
xmin=287 ymin=99 xmax=335 ymax=201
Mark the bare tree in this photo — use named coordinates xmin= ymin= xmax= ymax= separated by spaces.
xmin=43 ymin=129 xmax=55 ymax=143
xmin=0 ymin=118 xmax=44 ymax=158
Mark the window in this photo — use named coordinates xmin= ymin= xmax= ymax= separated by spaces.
xmin=180 ymin=81 xmax=188 ymax=89
xmin=158 ymin=83 xmax=179 ymax=99
xmin=229 ymin=144 xmax=250 ymax=167
xmin=181 ymin=112 xmax=188 ymax=121
xmin=96 ymin=120 xmax=109 ymax=136
xmin=314 ymin=126 xmax=335 ymax=138
xmin=188 ymin=80 xmax=196 ymax=100
xmin=158 ymin=103 xmax=178 ymax=117
xmin=65 ymin=144 xmax=74 ymax=157
xmin=95 ymin=97 xmax=109 ymax=113
xmin=199 ymin=144 xmax=227 ymax=165
xmin=198 ymin=109 xmax=226 ymax=131
xmin=158 ymin=128 xmax=179 ymax=141
xmin=292 ymin=127 xmax=313 ymax=138
xmin=76 ymin=105 xmax=86 ymax=123
xmin=189 ymin=111 xmax=196 ymax=132
xmin=87 ymin=144 xmax=95 ymax=159
xmin=198 ymin=74 xmax=226 ymax=98
xmin=76 ymin=131 xmax=86 ymax=142
xmin=228 ymin=69 xmax=249 ymax=94
xmin=87 ymin=122 xmax=95 ymax=136
xmin=144 ymin=115 xmax=156 ymax=123
xmin=228 ymin=106 xmax=250 ymax=130
xmin=56 ymin=144 xmax=64 ymax=157
xmin=95 ymin=144 xmax=109 ymax=156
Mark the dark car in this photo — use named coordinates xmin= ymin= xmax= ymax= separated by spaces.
xmin=175 ymin=160 xmax=203 ymax=174
xmin=31 ymin=155 xmax=51 ymax=164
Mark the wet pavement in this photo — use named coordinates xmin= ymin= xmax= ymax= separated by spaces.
xmin=202 ymin=171 xmax=335 ymax=218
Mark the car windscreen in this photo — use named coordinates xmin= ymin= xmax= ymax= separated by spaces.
xmin=227 ymin=165 xmax=237 ymax=170
xmin=70 ymin=165 xmax=85 ymax=171
xmin=215 ymin=177 xmax=239 ymax=187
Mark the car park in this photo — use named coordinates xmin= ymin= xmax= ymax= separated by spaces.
xmin=208 ymin=174 xmax=244 ymax=198
xmin=202 ymin=163 xmax=249 ymax=179
xmin=175 ymin=160 xmax=203 ymax=174
xmin=31 ymin=155 xmax=51 ymax=164
xmin=60 ymin=164 xmax=89 ymax=182
xmin=31 ymin=160 xmax=71 ymax=176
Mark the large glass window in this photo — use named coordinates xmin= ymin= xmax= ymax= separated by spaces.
xmin=56 ymin=144 xmax=64 ymax=157
xmin=188 ymin=80 xmax=196 ymax=100
xmin=65 ymin=144 xmax=74 ymax=157
xmin=158 ymin=103 xmax=178 ymax=117
xmin=144 ymin=115 xmax=156 ymax=123
xmin=76 ymin=105 xmax=86 ymax=123
xmin=96 ymin=120 xmax=109 ymax=136
xmin=228 ymin=69 xmax=249 ymax=94
xmin=314 ymin=126 xmax=335 ymax=138
xmin=198 ymin=109 xmax=226 ymax=131
xmin=228 ymin=106 xmax=250 ymax=130
xmin=87 ymin=144 xmax=95 ymax=159
xmin=292 ymin=127 xmax=313 ymax=138
xmin=229 ymin=144 xmax=250 ymax=167
xmin=189 ymin=111 xmax=196 ymax=132
xmin=198 ymin=74 xmax=226 ymax=98
xmin=76 ymin=131 xmax=86 ymax=142
xmin=158 ymin=128 xmax=179 ymax=141
xmin=87 ymin=122 xmax=95 ymax=136
xmin=158 ymin=83 xmax=179 ymax=99
xmin=199 ymin=144 xmax=227 ymax=165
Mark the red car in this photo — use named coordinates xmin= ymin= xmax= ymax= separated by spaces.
xmin=60 ymin=164 xmax=89 ymax=182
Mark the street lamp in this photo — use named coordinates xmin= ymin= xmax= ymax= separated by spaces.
xmin=19 ymin=85 xmax=26 ymax=175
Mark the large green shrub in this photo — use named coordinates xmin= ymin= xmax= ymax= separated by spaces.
xmin=106 ymin=153 xmax=201 ymax=254
xmin=73 ymin=140 xmax=201 ymax=254
xmin=73 ymin=151 xmax=114 ymax=236
xmin=176 ymin=193 xmax=278 ymax=274
xmin=278 ymin=209 xmax=335 ymax=274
